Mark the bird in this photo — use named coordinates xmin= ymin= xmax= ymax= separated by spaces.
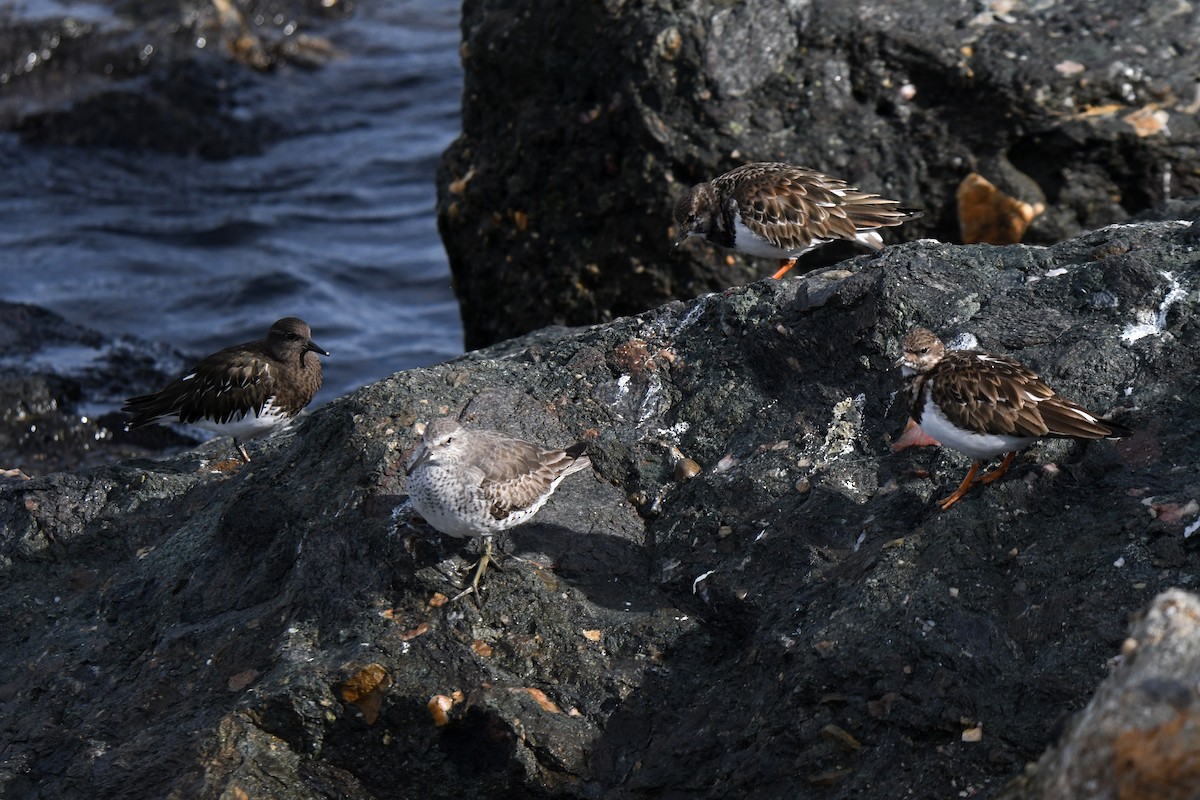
xmin=123 ymin=317 xmax=328 ymax=463
xmin=896 ymin=327 xmax=1131 ymax=511
xmin=404 ymin=417 xmax=592 ymax=601
xmin=673 ymin=162 xmax=922 ymax=279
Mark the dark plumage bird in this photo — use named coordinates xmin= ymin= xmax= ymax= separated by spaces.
xmin=897 ymin=327 xmax=1131 ymax=510
xmin=123 ymin=317 xmax=328 ymax=462
xmin=673 ymin=162 xmax=922 ymax=279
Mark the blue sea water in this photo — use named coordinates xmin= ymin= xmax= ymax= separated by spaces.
xmin=0 ymin=0 xmax=465 ymax=409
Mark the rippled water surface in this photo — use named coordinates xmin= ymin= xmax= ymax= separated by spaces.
xmin=0 ymin=0 xmax=464 ymax=408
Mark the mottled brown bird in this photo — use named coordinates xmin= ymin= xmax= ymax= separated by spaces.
xmin=897 ymin=327 xmax=1130 ymax=510
xmin=674 ymin=162 xmax=922 ymax=278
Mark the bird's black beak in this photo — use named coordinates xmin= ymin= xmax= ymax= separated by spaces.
xmin=307 ymin=340 xmax=330 ymax=357
xmin=405 ymin=445 xmax=432 ymax=476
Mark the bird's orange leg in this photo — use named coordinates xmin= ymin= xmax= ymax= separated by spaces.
xmin=891 ymin=418 xmax=942 ymax=452
xmin=771 ymin=258 xmax=798 ymax=280
xmin=979 ymin=451 xmax=1016 ymax=485
xmin=939 ymin=461 xmax=982 ymax=511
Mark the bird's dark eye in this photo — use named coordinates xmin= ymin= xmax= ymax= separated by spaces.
xmin=919 ymin=347 xmax=929 ymax=355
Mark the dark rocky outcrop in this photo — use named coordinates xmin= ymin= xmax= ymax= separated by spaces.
xmin=437 ymin=0 xmax=1200 ymax=348
xmin=998 ymin=589 xmax=1200 ymax=800
xmin=2 ymin=219 xmax=1198 ymax=797
xmin=0 ymin=302 xmax=196 ymax=476
xmin=0 ymin=0 xmax=352 ymax=157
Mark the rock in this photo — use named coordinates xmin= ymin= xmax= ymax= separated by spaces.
xmin=0 ymin=302 xmax=198 ymax=474
xmin=997 ymin=590 xmax=1200 ymax=800
xmin=437 ymin=0 xmax=1200 ymax=348
xmin=0 ymin=0 xmax=352 ymax=157
xmin=1 ymin=219 xmax=1199 ymax=797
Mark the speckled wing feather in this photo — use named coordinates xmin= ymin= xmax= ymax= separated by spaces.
xmin=473 ymin=433 xmax=590 ymax=520
xmin=927 ymin=351 xmax=1120 ymax=439
xmin=718 ymin=163 xmax=917 ymax=251
xmin=123 ymin=347 xmax=277 ymax=427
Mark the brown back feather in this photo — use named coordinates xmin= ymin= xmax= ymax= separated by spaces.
xmin=716 ymin=163 xmax=919 ymax=250
xmin=927 ymin=350 xmax=1126 ymax=439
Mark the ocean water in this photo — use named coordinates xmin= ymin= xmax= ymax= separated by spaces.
xmin=0 ymin=0 xmax=465 ymax=410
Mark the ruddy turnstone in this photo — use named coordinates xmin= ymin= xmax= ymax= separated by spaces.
xmin=123 ymin=317 xmax=328 ymax=463
xmin=673 ymin=162 xmax=922 ymax=279
xmin=897 ymin=327 xmax=1131 ymax=510
xmin=405 ymin=418 xmax=591 ymax=600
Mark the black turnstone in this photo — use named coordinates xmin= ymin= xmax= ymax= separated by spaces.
xmin=404 ymin=417 xmax=591 ymax=600
xmin=897 ymin=327 xmax=1131 ymax=510
xmin=673 ymin=162 xmax=922 ymax=279
xmin=123 ymin=317 xmax=328 ymax=463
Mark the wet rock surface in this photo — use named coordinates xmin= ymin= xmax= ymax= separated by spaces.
xmin=0 ymin=0 xmax=352 ymax=157
xmin=0 ymin=302 xmax=196 ymax=476
xmin=438 ymin=0 xmax=1200 ymax=348
xmin=2 ymin=219 xmax=1198 ymax=798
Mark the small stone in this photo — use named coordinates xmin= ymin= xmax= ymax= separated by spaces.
xmin=821 ymin=724 xmax=862 ymax=751
xmin=674 ymin=457 xmax=701 ymax=481
xmin=428 ymin=694 xmax=455 ymax=726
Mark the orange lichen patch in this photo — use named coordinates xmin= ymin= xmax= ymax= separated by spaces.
xmin=513 ymin=210 xmax=529 ymax=231
xmin=891 ymin=417 xmax=941 ymax=452
xmin=448 ymin=166 xmax=476 ymax=195
xmin=957 ymin=172 xmax=1045 ymax=244
xmin=1113 ymin=712 xmax=1200 ymax=800
xmin=514 ymin=687 xmax=562 ymax=714
xmin=340 ymin=664 xmax=392 ymax=725
xmin=471 ymin=639 xmax=494 ymax=658
xmin=398 ymin=623 xmax=430 ymax=641
xmin=581 ymin=629 xmax=602 ymax=642
xmin=1075 ymin=103 xmax=1124 ymax=118
xmin=1123 ymin=105 xmax=1170 ymax=137
xmin=428 ymin=694 xmax=456 ymax=726
xmin=428 ymin=592 xmax=450 ymax=608
xmin=1145 ymin=499 xmax=1199 ymax=525
xmin=613 ymin=338 xmax=656 ymax=375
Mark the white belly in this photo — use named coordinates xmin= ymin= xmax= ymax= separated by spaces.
xmin=919 ymin=397 xmax=1036 ymax=461
xmin=733 ymin=217 xmax=824 ymax=258
xmin=189 ymin=399 xmax=292 ymax=440
xmin=407 ymin=464 xmax=493 ymax=539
